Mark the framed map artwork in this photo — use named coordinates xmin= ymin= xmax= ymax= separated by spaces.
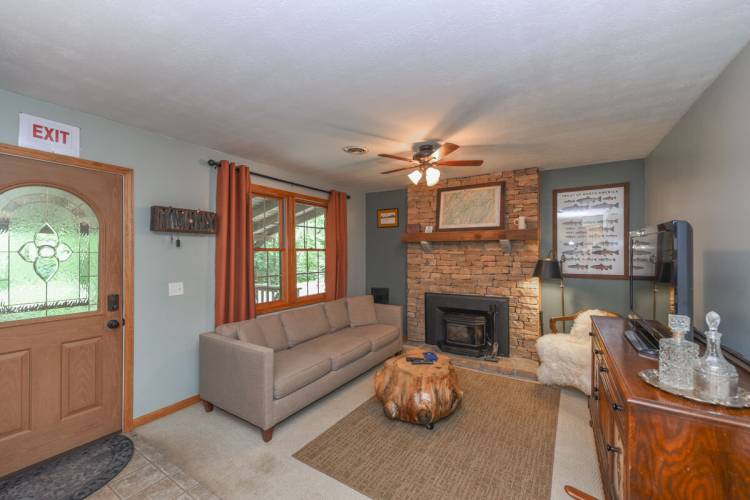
xmin=436 ymin=182 xmax=505 ymax=231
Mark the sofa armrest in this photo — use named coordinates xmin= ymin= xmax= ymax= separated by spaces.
xmin=199 ymin=332 xmax=274 ymax=430
xmin=374 ymin=303 xmax=404 ymax=340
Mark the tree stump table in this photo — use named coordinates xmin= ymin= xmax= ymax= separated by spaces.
xmin=374 ymin=349 xmax=463 ymax=429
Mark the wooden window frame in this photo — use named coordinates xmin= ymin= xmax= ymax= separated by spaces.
xmin=251 ymin=184 xmax=328 ymax=314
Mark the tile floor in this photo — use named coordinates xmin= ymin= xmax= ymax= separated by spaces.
xmin=87 ymin=433 xmax=218 ymax=500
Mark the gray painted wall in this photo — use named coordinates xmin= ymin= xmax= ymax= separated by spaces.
xmin=365 ymin=190 xmax=407 ymax=332
xmin=0 ymin=88 xmax=366 ymax=417
xmin=540 ymin=160 xmax=645 ymax=332
xmin=646 ymin=42 xmax=750 ymax=357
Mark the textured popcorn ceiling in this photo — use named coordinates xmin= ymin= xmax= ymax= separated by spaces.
xmin=1 ymin=1 xmax=749 ymax=190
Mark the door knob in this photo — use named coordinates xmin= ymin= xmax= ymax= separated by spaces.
xmin=107 ymin=319 xmax=120 ymax=329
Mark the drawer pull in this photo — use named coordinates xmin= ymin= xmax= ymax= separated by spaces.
xmin=599 ymin=366 xmax=609 ymax=373
xmin=606 ymin=444 xmax=622 ymax=454
xmin=612 ymin=403 xmax=624 ymax=412
xmin=594 ymin=349 xmax=603 ymax=355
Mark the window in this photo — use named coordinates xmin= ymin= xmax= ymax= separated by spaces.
xmin=251 ymin=185 xmax=327 ymax=311
xmin=252 ymin=195 xmax=283 ymax=304
xmin=0 ymin=186 xmax=99 ymax=322
xmin=295 ymin=202 xmax=326 ymax=298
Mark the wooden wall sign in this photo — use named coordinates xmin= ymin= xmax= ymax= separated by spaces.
xmin=150 ymin=206 xmax=216 ymax=234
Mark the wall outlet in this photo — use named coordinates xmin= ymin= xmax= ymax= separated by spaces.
xmin=168 ymin=282 xmax=184 ymax=296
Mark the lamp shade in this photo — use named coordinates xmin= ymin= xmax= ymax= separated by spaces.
xmin=407 ymin=169 xmax=422 ymax=185
xmin=425 ymin=167 xmax=441 ymax=187
xmin=533 ymin=258 xmax=562 ymax=280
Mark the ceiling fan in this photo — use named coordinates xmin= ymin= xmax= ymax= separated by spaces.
xmin=378 ymin=143 xmax=484 ymax=186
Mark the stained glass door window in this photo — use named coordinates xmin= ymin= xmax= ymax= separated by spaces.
xmin=0 ymin=186 xmax=99 ymax=322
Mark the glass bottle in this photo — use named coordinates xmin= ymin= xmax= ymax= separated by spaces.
xmin=659 ymin=314 xmax=698 ymax=390
xmin=693 ymin=311 xmax=739 ymax=401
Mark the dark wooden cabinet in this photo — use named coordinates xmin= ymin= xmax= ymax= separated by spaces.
xmin=590 ymin=316 xmax=750 ymax=500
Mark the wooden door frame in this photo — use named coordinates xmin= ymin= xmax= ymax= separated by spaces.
xmin=0 ymin=143 xmax=137 ymax=432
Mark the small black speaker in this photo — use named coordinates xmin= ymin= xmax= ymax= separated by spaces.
xmin=371 ymin=287 xmax=389 ymax=304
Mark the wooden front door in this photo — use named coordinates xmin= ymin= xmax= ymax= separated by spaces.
xmin=0 ymin=152 xmax=123 ymax=476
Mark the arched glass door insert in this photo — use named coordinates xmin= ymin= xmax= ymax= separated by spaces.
xmin=0 ymin=185 xmax=99 ymax=322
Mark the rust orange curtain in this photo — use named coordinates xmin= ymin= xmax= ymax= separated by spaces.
xmin=325 ymin=191 xmax=348 ymax=300
xmin=215 ymin=161 xmax=255 ymax=326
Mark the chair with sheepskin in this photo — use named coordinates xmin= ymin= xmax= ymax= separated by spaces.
xmin=536 ymin=309 xmax=618 ymax=395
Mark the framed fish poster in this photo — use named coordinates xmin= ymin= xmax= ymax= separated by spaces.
xmin=553 ymin=182 xmax=629 ymax=279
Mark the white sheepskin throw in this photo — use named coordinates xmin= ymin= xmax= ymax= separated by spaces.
xmin=536 ymin=309 xmax=613 ymax=395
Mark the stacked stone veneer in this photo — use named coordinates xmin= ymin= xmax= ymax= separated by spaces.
xmin=406 ymin=168 xmax=541 ymax=359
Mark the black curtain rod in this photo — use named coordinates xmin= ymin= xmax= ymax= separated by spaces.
xmin=207 ymin=159 xmax=350 ymax=199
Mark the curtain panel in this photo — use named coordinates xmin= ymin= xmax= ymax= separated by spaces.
xmin=325 ymin=190 xmax=348 ymax=300
xmin=215 ymin=161 xmax=255 ymax=326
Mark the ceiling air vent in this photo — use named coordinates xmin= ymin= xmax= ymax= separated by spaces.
xmin=342 ymin=145 xmax=368 ymax=155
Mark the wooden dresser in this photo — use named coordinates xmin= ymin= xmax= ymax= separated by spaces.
xmin=590 ymin=316 xmax=750 ymax=500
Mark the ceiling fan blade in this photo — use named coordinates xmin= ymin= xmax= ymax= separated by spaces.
xmin=381 ymin=166 xmax=418 ymax=174
xmin=431 ymin=142 xmax=460 ymax=160
xmin=435 ymin=160 xmax=484 ymax=167
xmin=378 ymin=153 xmax=415 ymax=162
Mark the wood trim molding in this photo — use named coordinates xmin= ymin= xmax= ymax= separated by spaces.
xmin=131 ymin=395 xmax=201 ymax=429
xmin=0 ymin=143 xmax=137 ymax=433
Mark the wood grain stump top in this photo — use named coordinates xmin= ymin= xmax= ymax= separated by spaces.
xmin=374 ymin=349 xmax=463 ymax=426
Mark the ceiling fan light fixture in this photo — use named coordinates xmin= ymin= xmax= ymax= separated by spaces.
xmin=425 ymin=167 xmax=441 ymax=187
xmin=407 ymin=169 xmax=423 ymax=185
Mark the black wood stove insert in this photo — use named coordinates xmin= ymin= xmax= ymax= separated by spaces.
xmin=424 ymin=293 xmax=510 ymax=358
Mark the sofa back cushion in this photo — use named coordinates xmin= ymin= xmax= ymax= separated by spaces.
xmin=236 ymin=320 xmax=268 ymax=346
xmin=215 ymin=322 xmax=240 ymax=339
xmin=257 ymin=315 xmax=289 ymax=351
xmin=346 ymin=295 xmax=377 ymax=327
xmin=324 ymin=299 xmax=349 ymax=332
xmin=280 ymin=305 xmax=331 ymax=346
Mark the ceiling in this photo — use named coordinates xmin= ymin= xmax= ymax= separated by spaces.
xmin=1 ymin=1 xmax=749 ymax=191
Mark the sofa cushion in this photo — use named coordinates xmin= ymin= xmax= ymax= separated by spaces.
xmin=293 ymin=332 xmax=371 ymax=370
xmin=280 ymin=305 xmax=331 ymax=346
xmin=236 ymin=320 xmax=267 ymax=346
xmin=273 ymin=349 xmax=331 ymax=399
xmin=215 ymin=322 xmax=240 ymax=339
xmin=257 ymin=315 xmax=289 ymax=352
xmin=340 ymin=324 xmax=400 ymax=351
xmin=324 ymin=299 xmax=349 ymax=332
xmin=346 ymin=295 xmax=377 ymax=327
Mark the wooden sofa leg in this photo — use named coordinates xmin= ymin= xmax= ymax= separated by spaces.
xmin=202 ymin=400 xmax=214 ymax=412
xmin=261 ymin=427 xmax=274 ymax=442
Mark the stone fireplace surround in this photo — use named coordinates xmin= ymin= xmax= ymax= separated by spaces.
xmin=406 ymin=168 xmax=541 ymax=360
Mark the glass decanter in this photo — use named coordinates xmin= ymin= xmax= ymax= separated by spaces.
xmin=659 ymin=314 xmax=698 ymax=390
xmin=693 ymin=311 xmax=739 ymax=401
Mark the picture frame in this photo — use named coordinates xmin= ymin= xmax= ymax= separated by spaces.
xmin=377 ymin=208 xmax=399 ymax=228
xmin=552 ymin=182 xmax=629 ymax=279
xmin=436 ymin=182 xmax=505 ymax=231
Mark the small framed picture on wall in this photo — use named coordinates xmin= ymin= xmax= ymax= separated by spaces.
xmin=553 ymin=182 xmax=629 ymax=279
xmin=377 ymin=208 xmax=399 ymax=228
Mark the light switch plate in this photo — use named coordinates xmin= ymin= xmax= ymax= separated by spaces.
xmin=168 ymin=282 xmax=184 ymax=296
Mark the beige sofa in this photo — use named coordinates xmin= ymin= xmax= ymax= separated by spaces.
xmin=199 ymin=295 xmax=403 ymax=441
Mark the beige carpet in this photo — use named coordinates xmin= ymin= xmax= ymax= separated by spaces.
xmin=294 ymin=368 xmax=561 ymax=500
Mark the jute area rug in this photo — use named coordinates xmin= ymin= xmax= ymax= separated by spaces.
xmin=294 ymin=368 xmax=561 ymax=500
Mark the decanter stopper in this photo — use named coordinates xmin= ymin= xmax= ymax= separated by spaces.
xmin=706 ymin=311 xmax=720 ymax=332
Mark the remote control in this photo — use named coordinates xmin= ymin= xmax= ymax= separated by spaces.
xmin=410 ymin=359 xmax=434 ymax=365
xmin=406 ymin=357 xmax=423 ymax=362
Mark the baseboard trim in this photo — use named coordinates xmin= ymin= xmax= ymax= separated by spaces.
xmin=131 ymin=395 xmax=201 ymax=429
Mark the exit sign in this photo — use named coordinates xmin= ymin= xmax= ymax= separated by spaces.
xmin=18 ymin=113 xmax=80 ymax=157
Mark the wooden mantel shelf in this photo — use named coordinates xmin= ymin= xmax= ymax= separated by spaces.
xmin=400 ymin=228 xmax=537 ymax=243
